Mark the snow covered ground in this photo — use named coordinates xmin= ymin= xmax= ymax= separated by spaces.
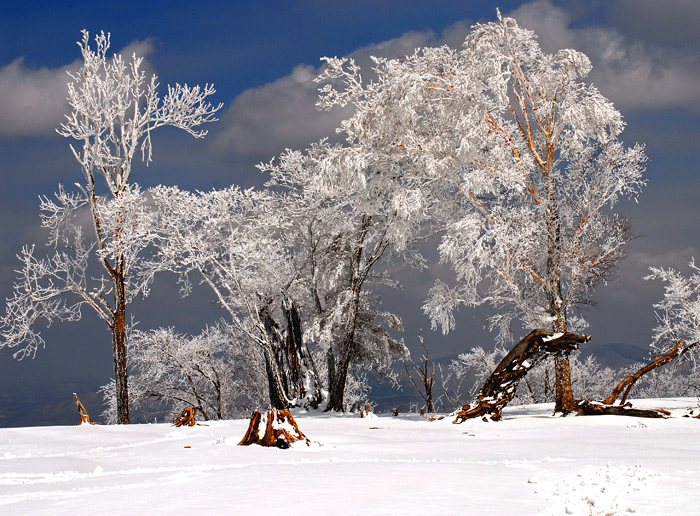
xmin=1 ymin=398 xmax=698 ymax=515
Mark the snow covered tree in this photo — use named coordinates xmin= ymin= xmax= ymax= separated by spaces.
xmin=317 ymin=12 xmax=646 ymax=413
xmin=147 ymin=185 xmax=322 ymax=411
xmin=100 ymin=321 xmax=267 ymax=423
xmin=647 ymin=260 xmax=700 ymax=354
xmin=0 ymin=31 xmax=221 ymax=424
xmin=261 ymin=141 xmax=413 ymax=412
xmin=640 ymin=261 xmax=700 ymax=393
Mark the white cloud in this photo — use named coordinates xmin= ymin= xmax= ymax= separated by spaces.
xmin=0 ymin=58 xmax=77 ymax=137
xmin=213 ymin=0 xmax=700 ymax=160
xmin=507 ymin=0 xmax=700 ymax=113
xmin=0 ymin=37 xmax=155 ymax=138
xmin=212 ymin=23 xmax=474 ymax=159
xmin=211 ymin=63 xmax=350 ymax=158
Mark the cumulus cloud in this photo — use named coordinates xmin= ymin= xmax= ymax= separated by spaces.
xmin=212 ymin=23 xmax=474 ymax=159
xmin=211 ymin=63 xmax=349 ymax=158
xmin=213 ymin=0 xmax=700 ymax=160
xmin=0 ymin=37 xmax=155 ymax=138
xmin=0 ymin=58 xmax=77 ymax=137
xmin=507 ymin=0 xmax=700 ymax=113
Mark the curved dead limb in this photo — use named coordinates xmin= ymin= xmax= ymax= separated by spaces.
xmin=238 ymin=409 xmax=310 ymax=448
xmin=603 ymin=340 xmax=698 ymax=405
xmin=454 ymin=329 xmax=589 ymax=423
xmin=572 ymin=339 xmax=699 ymax=419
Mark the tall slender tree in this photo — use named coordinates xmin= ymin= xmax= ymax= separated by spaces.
xmin=0 ymin=31 xmax=221 ymax=423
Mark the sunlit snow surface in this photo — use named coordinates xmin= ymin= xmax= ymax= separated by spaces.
xmin=1 ymin=399 xmax=698 ymax=515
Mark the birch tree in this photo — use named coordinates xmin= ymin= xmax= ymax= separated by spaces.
xmin=317 ymin=12 xmax=646 ymax=412
xmin=0 ymin=31 xmax=221 ymax=424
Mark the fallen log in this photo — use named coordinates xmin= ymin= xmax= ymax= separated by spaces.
xmin=173 ymin=407 xmax=197 ymax=427
xmin=73 ymin=393 xmax=100 ymax=425
xmin=575 ymin=400 xmax=671 ymax=418
xmin=238 ymin=409 xmax=310 ymax=448
xmin=454 ymin=330 xmax=589 ymax=422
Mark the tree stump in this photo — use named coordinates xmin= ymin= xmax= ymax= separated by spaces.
xmin=73 ymin=393 xmax=100 ymax=425
xmin=454 ymin=330 xmax=589 ymax=423
xmin=173 ymin=407 xmax=198 ymax=427
xmin=238 ymin=409 xmax=310 ymax=448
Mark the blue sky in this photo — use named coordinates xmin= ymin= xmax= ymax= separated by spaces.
xmin=1 ymin=0 xmax=699 ymax=426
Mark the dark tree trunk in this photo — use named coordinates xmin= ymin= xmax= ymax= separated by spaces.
xmin=325 ymin=342 xmax=353 ymax=412
xmin=258 ymin=306 xmax=291 ymax=410
xmin=283 ymin=301 xmax=322 ymax=408
xmin=112 ymin=266 xmax=130 ymax=425
xmin=262 ymin=343 xmax=291 ymax=410
xmin=283 ymin=302 xmax=304 ymax=398
xmin=453 ymin=330 xmax=589 ymax=423
xmin=324 ymin=287 xmax=360 ymax=413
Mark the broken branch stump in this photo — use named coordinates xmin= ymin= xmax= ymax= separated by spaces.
xmin=73 ymin=393 xmax=100 ymax=425
xmin=173 ymin=407 xmax=197 ymax=427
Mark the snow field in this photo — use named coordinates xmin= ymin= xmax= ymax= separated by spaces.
xmin=0 ymin=398 xmax=698 ymax=515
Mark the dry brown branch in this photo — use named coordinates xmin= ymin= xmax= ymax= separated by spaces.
xmin=73 ymin=393 xmax=101 ymax=425
xmin=173 ymin=407 xmax=197 ymax=427
xmin=565 ymin=339 xmax=699 ymax=419
xmin=602 ymin=340 xmax=698 ymax=405
xmin=238 ymin=409 xmax=310 ymax=448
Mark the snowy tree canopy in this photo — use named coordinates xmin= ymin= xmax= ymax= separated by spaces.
xmin=317 ymin=12 xmax=647 ymax=341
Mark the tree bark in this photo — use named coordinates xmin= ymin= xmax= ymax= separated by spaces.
xmin=325 ymin=339 xmax=353 ymax=412
xmin=282 ymin=301 xmax=322 ymax=408
xmin=453 ymin=329 xmax=589 ymax=422
xmin=575 ymin=400 xmax=670 ymax=418
xmin=73 ymin=393 xmax=100 ymax=425
xmin=261 ymin=342 xmax=291 ymax=410
xmin=324 ymin=277 xmax=363 ymax=412
xmin=238 ymin=409 xmax=310 ymax=448
xmin=554 ymin=355 xmax=576 ymax=413
xmin=112 ymin=265 xmax=130 ymax=425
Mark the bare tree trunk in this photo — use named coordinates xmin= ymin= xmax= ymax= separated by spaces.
xmin=554 ymin=355 xmax=576 ymax=412
xmin=324 ymin=287 xmax=360 ymax=413
xmin=283 ymin=301 xmax=322 ymax=408
xmin=325 ymin=337 xmax=353 ymax=412
xmin=112 ymin=267 xmax=130 ymax=425
xmin=262 ymin=342 xmax=291 ymax=410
